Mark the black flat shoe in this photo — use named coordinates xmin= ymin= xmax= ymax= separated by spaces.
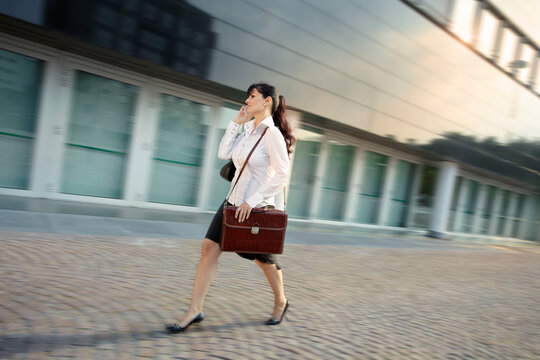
xmin=165 ymin=312 xmax=205 ymax=334
xmin=265 ymin=301 xmax=289 ymax=325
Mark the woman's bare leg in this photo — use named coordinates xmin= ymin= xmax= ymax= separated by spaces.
xmin=255 ymin=260 xmax=287 ymax=319
xmin=177 ymin=238 xmax=221 ymax=327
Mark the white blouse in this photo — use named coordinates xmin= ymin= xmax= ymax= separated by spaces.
xmin=218 ymin=116 xmax=289 ymax=210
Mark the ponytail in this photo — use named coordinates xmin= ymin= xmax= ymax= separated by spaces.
xmin=272 ymin=95 xmax=295 ymax=155
xmin=247 ymin=83 xmax=296 ymax=155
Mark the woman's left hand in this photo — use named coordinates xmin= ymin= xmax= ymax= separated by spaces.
xmin=235 ymin=202 xmax=252 ymax=222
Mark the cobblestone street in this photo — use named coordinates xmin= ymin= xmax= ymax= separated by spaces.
xmin=1 ymin=231 xmax=539 ymax=359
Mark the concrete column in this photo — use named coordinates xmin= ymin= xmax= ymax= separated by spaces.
xmin=491 ymin=20 xmax=505 ymax=62
xmin=309 ymin=139 xmax=329 ymax=220
xmin=471 ymin=0 xmax=484 ymax=47
xmin=528 ymin=55 xmax=539 ymax=89
xmin=428 ymin=162 xmax=458 ymax=238
xmin=511 ymin=40 xmax=524 ymax=76
xmin=489 ymin=189 xmax=503 ymax=235
xmin=196 ymin=105 xmax=221 ymax=209
xmin=378 ymin=157 xmax=398 ymax=226
xmin=504 ymin=193 xmax=518 ymax=237
xmin=344 ymin=148 xmax=365 ymax=223
xmin=29 ymin=57 xmax=74 ymax=196
xmin=405 ymin=163 xmax=423 ymax=228
xmin=452 ymin=178 xmax=469 ymax=232
xmin=471 ymin=184 xmax=487 ymax=233
xmin=445 ymin=0 xmax=457 ymax=29
xmin=123 ymin=86 xmax=160 ymax=204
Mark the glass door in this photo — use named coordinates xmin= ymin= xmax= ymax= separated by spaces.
xmin=387 ymin=160 xmax=417 ymax=227
xmin=316 ymin=142 xmax=355 ymax=221
xmin=147 ymin=94 xmax=211 ymax=206
xmin=355 ymin=151 xmax=389 ymax=224
xmin=287 ymin=126 xmax=323 ymax=219
xmin=61 ymin=71 xmax=138 ymax=198
xmin=0 ymin=49 xmax=43 ymax=189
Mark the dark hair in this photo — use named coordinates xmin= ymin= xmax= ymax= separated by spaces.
xmin=247 ymin=82 xmax=296 ymax=155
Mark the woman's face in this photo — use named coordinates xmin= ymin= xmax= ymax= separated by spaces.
xmin=245 ymin=88 xmax=270 ymax=115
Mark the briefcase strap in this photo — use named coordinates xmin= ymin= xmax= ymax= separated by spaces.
xmin=225 ymin=126 xmax=288 ymax=209
xmin=226 ymin=126 xmax=268 ymax=202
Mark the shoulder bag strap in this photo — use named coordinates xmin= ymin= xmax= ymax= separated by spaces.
xmin=226 ymin=126 xmax=269 ymax=202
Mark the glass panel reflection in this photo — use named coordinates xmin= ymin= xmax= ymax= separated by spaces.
xmin=317 ymin=142 xmax=355 ymax=221
xmin=62 ymin=71 xmax=137 ymax=198
xmin=148 ymin=94 xmax=210 ymax=206
xmin=496 ymin=190 xmax=511 ymax=235
xmin=0 ymin=48 xmax=42 ymax=190
xmin=287 ymin=125 xmax=323 ymax=219
xmin=42 ymin=0 xmax=216 ymax=77
xmin=410 ymin=165 xmax=438 ymax=229
xmin=511 ymin=193 xmax=526 ymax=238
xmin=355 ymin=151 xmax=389 ymax=224
xmin=461 ymin=180 xmax=480 ymax=233
xmin=387 ymin=160 xmax=416 ymax=227
xmin=480 ymin=185 xmax=497 ymax=234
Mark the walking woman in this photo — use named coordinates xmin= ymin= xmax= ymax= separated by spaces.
xmin=166 ymin=83 xmax=295 ymax=333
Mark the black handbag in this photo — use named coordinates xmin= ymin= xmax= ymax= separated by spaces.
xmin=220 ymin=160 xmax=236 ymax=182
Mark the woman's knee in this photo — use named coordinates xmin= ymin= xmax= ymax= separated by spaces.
xmin=201 ymin=238 xmax=221 ymax=259
xmin=255 ymin=259 xmax=275 ymax=271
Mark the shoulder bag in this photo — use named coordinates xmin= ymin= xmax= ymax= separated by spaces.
xmin=220 ymin=160 xmax=235 ymax=182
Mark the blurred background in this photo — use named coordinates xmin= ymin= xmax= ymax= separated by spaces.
xmin=0 ymin=0 xmax=539 ymax=241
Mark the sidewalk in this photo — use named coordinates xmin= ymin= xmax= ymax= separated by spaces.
xmin=1 ymin=231 xmax=540 ymax=359
xmin=1 ymin=195 xmax=540 ymax=359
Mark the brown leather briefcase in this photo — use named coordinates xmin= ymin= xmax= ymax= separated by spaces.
xmin=221 ymin=205 xmax=287 ymax=254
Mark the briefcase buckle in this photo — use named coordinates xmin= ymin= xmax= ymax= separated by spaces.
xmin=251 ymin=226 xmax=260 ymax=235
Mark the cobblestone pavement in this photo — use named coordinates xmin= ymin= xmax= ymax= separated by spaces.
xmin=1 ymin=231 xmax=539 ymax=359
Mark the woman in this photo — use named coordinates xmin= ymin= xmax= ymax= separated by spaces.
xmin=166 ymin=83 xmax=295 ymax=334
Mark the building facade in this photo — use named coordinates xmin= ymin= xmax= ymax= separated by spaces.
xmin=1 ymin=0 xmax=539 ymax=241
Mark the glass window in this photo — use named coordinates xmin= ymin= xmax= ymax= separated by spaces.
xmin=461 ymin=180 xmax=480 ymax=232
xmin=317 ymin=142 xmax=355 ymax=221
xmin=387 ymin=160 xmax=417 ymax=227
xmin=0 ymin=48 xmax=43 ymax=189
xmin=61 ymin=71 xmax=138 ymax=198
xmin=409 ymin=165 xmax=437 ymax=229
xmin=287 ymin=125 xmax=323 ymax=219
xmin=148 ymin=94 xmax=210 ymax=206
xmin=511 ymin=193 xmax=526 ymax=238
xmin=355 ymin=151 xmax=389 ymax=224
xmin=496 ymin=190 xmax=511 ymax=235
xmin=480 ymin=185 xmax=497 ymax=234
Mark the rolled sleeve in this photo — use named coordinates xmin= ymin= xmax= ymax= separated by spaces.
xmin=218 ymin=121 xmax=241 ymax=160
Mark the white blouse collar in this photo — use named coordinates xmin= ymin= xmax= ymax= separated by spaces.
xmin=245 ymin=116 xmax=275 ymax=133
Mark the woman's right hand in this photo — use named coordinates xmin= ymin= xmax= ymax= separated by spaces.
xmin=233 ymin=106 xmax=252 ymax=124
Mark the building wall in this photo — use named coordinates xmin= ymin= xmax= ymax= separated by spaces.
xmin=1 ymin=0 xmax=539 ymax=240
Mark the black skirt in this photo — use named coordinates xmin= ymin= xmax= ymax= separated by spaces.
xmin=205 ymin=200 xmax=281 ymax=269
